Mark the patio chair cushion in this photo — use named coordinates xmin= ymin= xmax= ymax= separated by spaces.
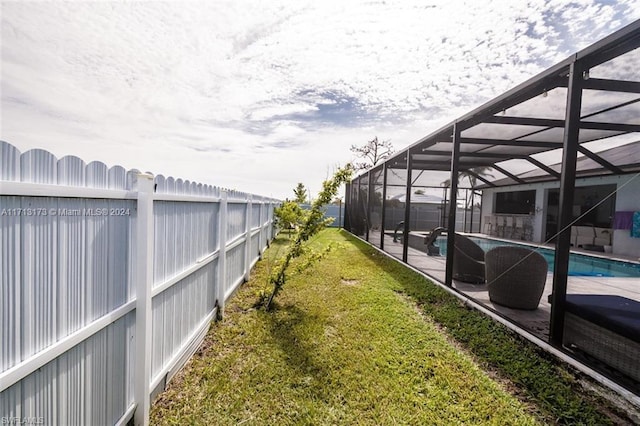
xmin=564 ymin=294 xmax=640 ymax=343
xmin=573 ymin=226 xmax=595 ymax=247
xmin=593 ymin=228 xmax=612 ymax=246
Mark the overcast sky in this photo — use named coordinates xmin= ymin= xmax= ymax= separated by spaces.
xmin=2 ymin=1 xmax=639 ymax=199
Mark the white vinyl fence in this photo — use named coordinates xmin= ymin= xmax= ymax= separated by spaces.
xmin=0 ymin=141 xmax=277 ymax=425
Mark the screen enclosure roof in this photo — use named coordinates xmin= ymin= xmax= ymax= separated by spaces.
xmin=365 ymin=20 xmax=640 ymax=190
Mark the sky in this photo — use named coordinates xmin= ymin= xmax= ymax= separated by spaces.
xmin=2 ymin=0 xmax=640 ymax=200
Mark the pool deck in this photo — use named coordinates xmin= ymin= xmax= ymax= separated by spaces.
xmin=367 ymin=230 xmax=640 ymax=340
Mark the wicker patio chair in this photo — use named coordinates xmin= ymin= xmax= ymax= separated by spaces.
xmin=452 ymin=234 xmax=485 ymax=284
xmin=562 ymin=294 xmax=640 ymax=383
xmin=485 ymin=246 xmax=548 ymax=309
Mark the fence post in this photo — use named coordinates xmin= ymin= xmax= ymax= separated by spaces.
xmin=267 ymin=201 xmax=273 ymax=242
xmin=217 ymin=191 xmax=228 ymax=320
xmin=258 ymin=201 xmax=264 ymax=258
xmin=133 ymin=173 xmax=154 ymax=426
xmin=244 ymin=195 xmax=252 ymax=281
xmin=267 ymin=200 xmax=275 ymax=243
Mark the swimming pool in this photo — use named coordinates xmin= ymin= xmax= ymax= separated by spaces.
xmin=435 ymin=236 xmax=640 ymax=278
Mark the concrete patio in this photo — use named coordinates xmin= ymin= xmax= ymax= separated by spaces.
xmin=367 ymin=230 xmax=640 ymax=341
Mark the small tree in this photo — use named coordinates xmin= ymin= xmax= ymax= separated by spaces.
xmin=273 ymin=200 xmax=306 ymax=232
xmin=265 ymin=165 xmax=353 ymax=309
xmin=293 ymin=183 xmax=308 ymax=204
xmin=350 ymin=136 xmax=394 ymax=171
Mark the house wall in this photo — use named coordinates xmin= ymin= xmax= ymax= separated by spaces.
xmin=480 ymin=181 xmax=546 ymax=242
xmin=480 ymin=174 xmax=640 ymax=258
xmin=611 ymin=174 xmax=640 ymax=258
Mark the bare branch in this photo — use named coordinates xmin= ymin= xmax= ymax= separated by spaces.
xmin=350 ymin=136 xmax=394 ymax=171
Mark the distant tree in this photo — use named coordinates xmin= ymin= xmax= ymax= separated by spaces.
xmin=293 ymin=182 xmax=308 ymax=204
xmin=350 ymin=136 xmax=394 ymax=171
xmin=441 ymin=167 xmax=494 ymax=211
xmin=441 ymin=167 xmax=494 ymax=189
xmin=386 ymin=198 xmax=402 ymax=208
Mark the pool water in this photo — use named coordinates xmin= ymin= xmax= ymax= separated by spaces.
xmin=435 ymin=236 xmax=640 ymax=278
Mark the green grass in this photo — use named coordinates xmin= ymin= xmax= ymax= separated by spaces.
xmin=150 ymin=229 xmax=621 ymax=425
xmin=344 ymin=233 xmax=627 ymax=425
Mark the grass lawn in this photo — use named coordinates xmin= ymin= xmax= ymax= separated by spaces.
xmin=150 ymin=229 xmax=626 ymax=425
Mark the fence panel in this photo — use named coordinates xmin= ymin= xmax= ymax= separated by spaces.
xmin=0 ymin=141 xmax=277 ymax=425
xmin=227 ymin=202 xmax=248 ymax=242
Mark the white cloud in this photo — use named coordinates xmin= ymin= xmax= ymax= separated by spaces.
xmin=1 ymin=0 xmax=639 ymax=199
xmin=248 ymin=103 xmax=319 ymax=121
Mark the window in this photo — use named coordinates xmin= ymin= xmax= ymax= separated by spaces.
xmin=546 ymin=185 xmax=615 ymax=227
xmin=495 ymin=190 xmax=535 ymax=214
